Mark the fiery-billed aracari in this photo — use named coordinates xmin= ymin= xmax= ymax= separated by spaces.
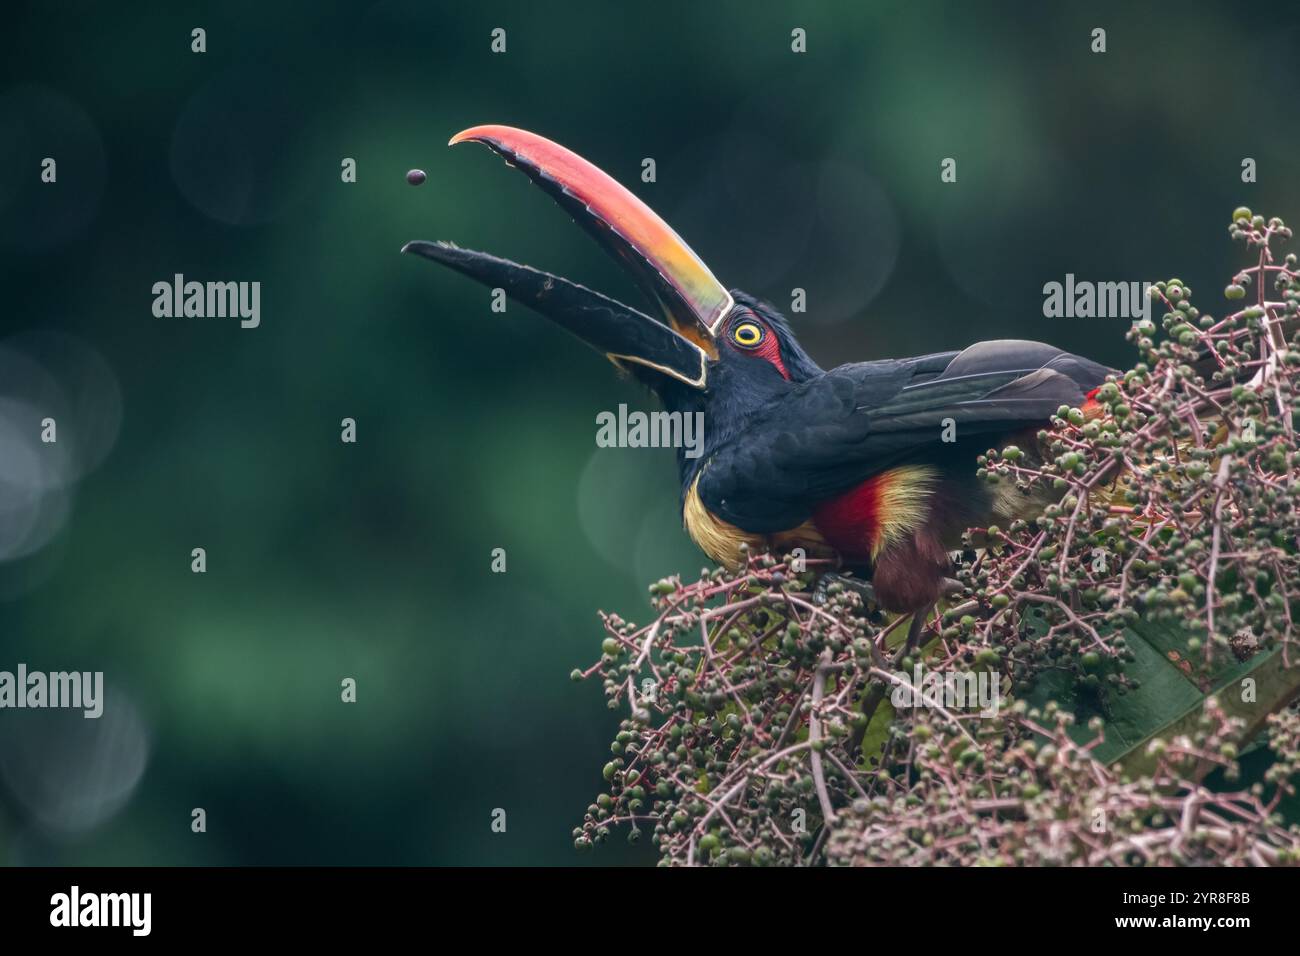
xmin=405 ymin=126 xmax=1113 ymax=615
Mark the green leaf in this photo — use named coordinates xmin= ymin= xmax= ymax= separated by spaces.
xmin=1023 ymin=611 xmax=1300 ymax=776
xmin=857 ymin=696 xmax=897 ymax=769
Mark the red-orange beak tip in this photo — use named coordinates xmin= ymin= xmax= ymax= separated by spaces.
xmin=439 ymin=123 xmax=733 ymax=348
xmin=448 ymin=125 xmax=513 ymax=149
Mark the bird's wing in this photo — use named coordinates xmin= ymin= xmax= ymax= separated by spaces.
xmin=696 ymin=340 xmax=1113 ymax=532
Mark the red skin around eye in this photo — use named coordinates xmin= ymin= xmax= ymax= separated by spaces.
xmin=754 ymin=331 xmax=790 ymax=380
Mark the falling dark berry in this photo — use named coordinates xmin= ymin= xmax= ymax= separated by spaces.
xmin=406 ymin=169 xmax=427 ymax=186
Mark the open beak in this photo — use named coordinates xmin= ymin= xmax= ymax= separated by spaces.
xmin=403 ymin=125 xmax=735 ymax=389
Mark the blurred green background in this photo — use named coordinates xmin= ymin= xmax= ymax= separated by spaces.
xmin=0 ymin=1 xmax=1297 ymax=865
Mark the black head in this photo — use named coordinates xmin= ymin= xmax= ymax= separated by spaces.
xmin=647 ymin=289 xmax=818 ymax=410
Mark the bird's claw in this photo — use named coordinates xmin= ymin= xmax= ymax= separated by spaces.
xmin=813 ymin=571 xmax=878 ymax=609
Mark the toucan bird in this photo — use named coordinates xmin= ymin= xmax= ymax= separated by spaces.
xmin=404 ymin=126 xmax=1114 ymax=614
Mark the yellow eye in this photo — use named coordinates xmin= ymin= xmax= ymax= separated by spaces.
xmin=732 ymin=321 xmax=763 ymax=347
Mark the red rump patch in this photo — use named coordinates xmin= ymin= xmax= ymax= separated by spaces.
xmin=811 ymin=476 xmax=881 ymax=563
xmin=1082 ymin=385 xmax=1105 ymax=418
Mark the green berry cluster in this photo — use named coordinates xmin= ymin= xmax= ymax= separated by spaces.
xmin=575 ymin=210 xmax=1300 ymax=866
xmin=826 ymin=699 xmax=1300 ymax=866
xmin=968 ymin=210 xmax=1299 ymax=699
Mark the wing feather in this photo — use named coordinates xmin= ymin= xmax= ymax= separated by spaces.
xmin=697 ymin=340 xmax=1113 ymax=532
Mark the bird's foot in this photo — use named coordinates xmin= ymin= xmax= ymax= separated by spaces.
xmin=940 ymin=577 xmax=966 ymax=598
xmin=813 ymin=571 xmax=878 ymax=610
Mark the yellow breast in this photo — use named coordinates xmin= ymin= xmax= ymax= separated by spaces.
xmin=682 ymin=473 xmax=828 ymax=569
